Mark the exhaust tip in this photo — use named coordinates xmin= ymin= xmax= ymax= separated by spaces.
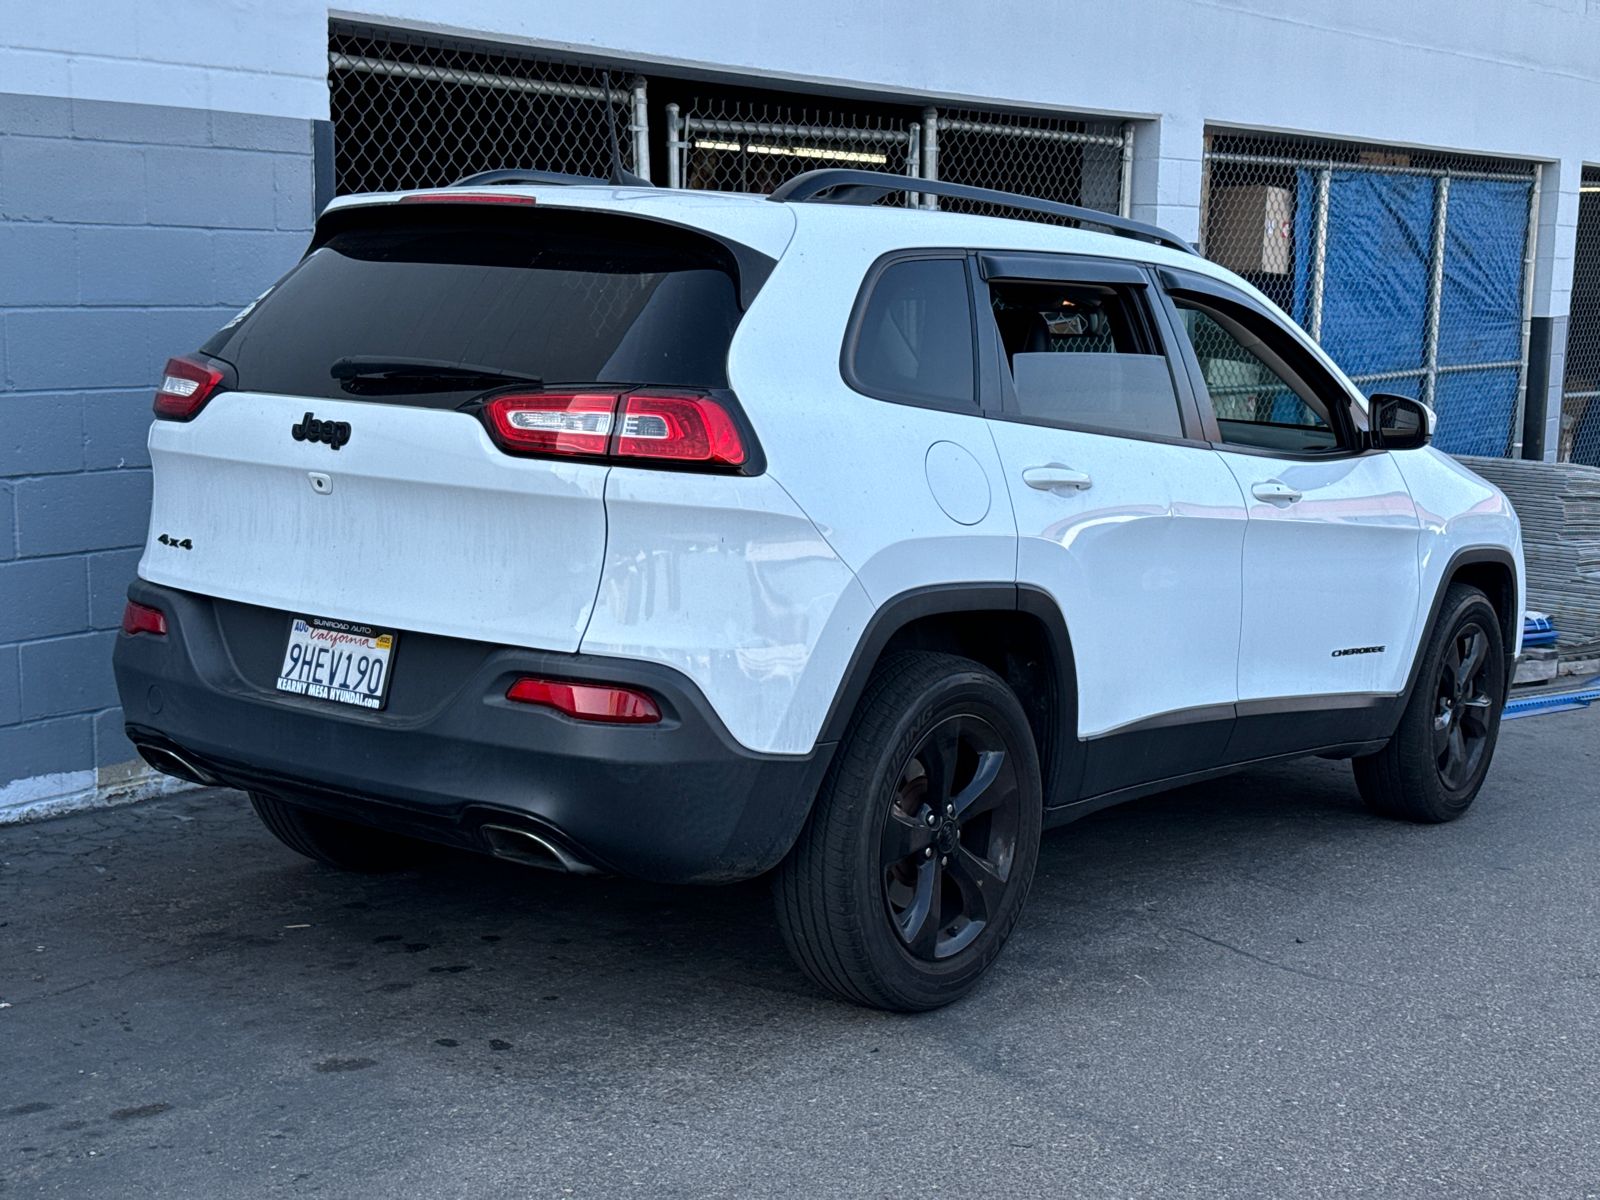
xmin=480 ymin=824 xmax=600 ymax=874
xmin=134 ymin=743 xmax=219 ymax=786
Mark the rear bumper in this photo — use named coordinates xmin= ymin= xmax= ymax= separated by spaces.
xmin=112 ymin=580 xmax=831 ymax=883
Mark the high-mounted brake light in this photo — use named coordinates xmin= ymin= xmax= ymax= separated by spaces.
xmin=121 ymin=600 xmax=167 ymax=636
xmin=506 ymin=677 xmax=661 ymax=724
xmin=398 ymin=192 xmax=539 ymax=206
xmin=480 ymin=389 xmax=749 ymax=468
xmin=153 ymin=355 xmax=226 ymax=420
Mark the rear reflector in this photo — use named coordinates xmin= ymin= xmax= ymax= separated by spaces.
xmin=480 ymin=389 xmax=747 ymax=468
xmin=506 ymin=677 xmax=661 ymax=724
xmin=121 ymin=600 xmax=167 ymax=636
xmin=154 ymin=355 xmax=226 ymax=420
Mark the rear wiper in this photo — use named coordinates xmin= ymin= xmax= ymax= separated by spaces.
xmin=331 ymin=357 xmax=542 ymax=394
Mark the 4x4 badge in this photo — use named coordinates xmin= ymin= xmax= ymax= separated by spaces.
xmin=291 ymin=412 xmax=351 ymax=450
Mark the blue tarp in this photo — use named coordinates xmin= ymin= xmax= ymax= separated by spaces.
xmin=1290 ymin=170 xmax=1530 ymax=456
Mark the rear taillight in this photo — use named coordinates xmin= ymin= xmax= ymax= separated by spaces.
xmin=484 ymin=393 xmax=617 ymax=456
xmin=121 ymin=601 xmax=167 ymax=636
xmin=154 ymin=355 xmax=226 ymax=420
xmin=617 ymin=394 xmax=746 ymax=465
xmin=481 ymin=390 xmax=748 ymax=469
xmin=506 ymin=677 xmax=661 ymax=724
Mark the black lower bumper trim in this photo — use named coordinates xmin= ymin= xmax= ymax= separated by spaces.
xmin=114 ymin=580 xmax=833 ymax=884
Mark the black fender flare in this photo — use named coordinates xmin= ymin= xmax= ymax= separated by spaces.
xmin=1390 ymin=545 xmax=1520 ymax=733
xmin=812 ymin=582 xmax=1083 ymax=807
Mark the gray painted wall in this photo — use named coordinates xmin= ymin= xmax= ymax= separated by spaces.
xmin=0 ymin=92 xmax=313 ymax=791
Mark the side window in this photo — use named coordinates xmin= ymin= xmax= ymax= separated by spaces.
xmin=1171 ymin=297 xmax=1342 ymax=453
xmin=989 ymin=280 xmax=1185 ymax=439
xmin=848 ymin=257 xmax=976 ymax=409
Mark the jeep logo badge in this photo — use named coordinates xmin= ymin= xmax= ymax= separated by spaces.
xmin=292 ymin=412 xmax=351 ymax=450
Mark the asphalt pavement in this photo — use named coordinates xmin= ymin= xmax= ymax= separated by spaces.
xmin=3 ymin=704 xmax=1600 ymax=1199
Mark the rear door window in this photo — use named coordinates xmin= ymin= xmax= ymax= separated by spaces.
xmin=845 ymin=256 xmax=977 ymax=410
xmin=988 ymin=277 xmax=1185 ymax=439
xmin=201 ymin=206 xmax=750 ymax=406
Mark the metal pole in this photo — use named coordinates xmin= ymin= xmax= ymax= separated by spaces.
xmin=1119 ymin=122 xmax=1134 ymax=220
xmin=1307 ymin=167 xmax=1331 ymax=343
xmin=905 ymin=123 xmax=921 ymax=209
xmin=665 ymin=103 xmax=681 ymax=189
xmin=1509 ymin=165 xmax=1542 ymax=456
xmin=1197 ymin=133 xmax=1213 ymax=257
xmin=921 ymin=106 xmax=939 ymax=211
xmin=1422 ymin=174 xmax=1451 ymax=410
xmin=630 ymin=75 xmax=650 ymax=182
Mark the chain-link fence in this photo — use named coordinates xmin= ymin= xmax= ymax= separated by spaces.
xmin=666 ymin=98 xmax=1130 ymax=222
xmin=328 ymin=23 xmax=1131 ymax=223
xmin=1202 ymin=130 xmax=1538 ymax=457
xmin=328 ymin=22 xmax=640 ymax=194
xmin=1561 ymin=167 xmax=1600 ymax=466
xmin=666 ymin=99 xmax=920 ymax=201
xmin=931 ymin=109 xmax=1128 ymax=219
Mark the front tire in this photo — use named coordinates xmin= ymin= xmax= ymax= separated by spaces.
xmin=249 ymin=792 xmax=440 ymax=872
xmin=773 ymin=652 xmax=1043 ymax=1011
xmin=1353 ymin=583 xmax=1506 ymax=823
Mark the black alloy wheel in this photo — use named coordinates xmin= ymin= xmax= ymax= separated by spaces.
xmin=1432 ymin=621 xmax=1496 ymax=793
xmin=773 ymin=652 xmax=1043 ymax=1011
xmin=1354 ymin=583 xmax=1506 ymax=823
xmin=880 ymin=714 xmax=1023 ymax=961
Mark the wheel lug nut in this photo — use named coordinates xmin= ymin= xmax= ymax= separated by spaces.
xmin=946 ymin=804 xmax=954 ymax=816
xmin=924 ymin=848 xmax=933 ymax=858
xmin=926 ymin=813 xmax=937 ymax=826
xmin=941 ymin=856 xmax=948 ymax=866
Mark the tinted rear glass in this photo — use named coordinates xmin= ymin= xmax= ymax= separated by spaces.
xmin=202 ymin=206 xmax=745 ymax=405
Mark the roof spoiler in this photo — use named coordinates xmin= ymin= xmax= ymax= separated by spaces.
xmin=767 ymin=168 xmax=1197 ymax=256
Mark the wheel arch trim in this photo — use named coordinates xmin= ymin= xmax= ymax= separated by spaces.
xmin=814 ymin=583 xmax=1083 ymax=806
xmin=1396 ymin=545 xmax=1520 ymax=724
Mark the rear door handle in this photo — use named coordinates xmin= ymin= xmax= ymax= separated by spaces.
xmin=1251 ymin=479 xmax=1303 ymax=504
xmin=1023 ymin=465 xmax=1093 ymax=492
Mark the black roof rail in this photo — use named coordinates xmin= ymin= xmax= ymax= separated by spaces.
xmin=766 ymin=168 xmax=1197 ymax=256
xmin=451 ymin=167 xmax=654 ymax=189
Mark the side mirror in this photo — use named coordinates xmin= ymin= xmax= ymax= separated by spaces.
xmin=1367 ymin=394 xmax=1431 ymax=451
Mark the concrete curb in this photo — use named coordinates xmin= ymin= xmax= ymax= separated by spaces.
xmin=0 ymin=760 xmax=196 ymax=826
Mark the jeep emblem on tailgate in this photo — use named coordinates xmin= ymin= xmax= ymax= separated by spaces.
xmin=292 ymin=412 xmax=351 ymax=450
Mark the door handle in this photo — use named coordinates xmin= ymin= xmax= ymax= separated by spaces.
xmin=1023 ymin=465 xmax=1093 ymax=492
xmin=1251 ymin=479 xmax=1303 ymax=504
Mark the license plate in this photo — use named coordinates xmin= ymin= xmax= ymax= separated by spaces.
xmin=275 ymin=616 xmax=397 ymax=710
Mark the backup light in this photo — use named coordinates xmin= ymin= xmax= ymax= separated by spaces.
xmin=153 ymin=356 xmax=226 ymax=420
xmin=506 ymin=677 xmax=661 ymax=724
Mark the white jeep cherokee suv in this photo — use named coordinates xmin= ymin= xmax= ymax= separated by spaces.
xmin=113 ymin=169 xmax=1523 ymax=1011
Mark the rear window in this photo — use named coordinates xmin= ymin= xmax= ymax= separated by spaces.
xmin=201 ymin=206 xmax=747 ymax=405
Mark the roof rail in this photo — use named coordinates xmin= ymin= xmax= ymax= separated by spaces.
xmin=451 ymin=167 xmax=654 ymax=189
xmin=766 ymin=168 xmax=1197 ymax=256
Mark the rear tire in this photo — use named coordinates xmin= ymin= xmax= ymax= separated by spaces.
xmin=249 ymin=792 xmax=440 ymax=872
xmin=1353 ymin=583 xmax=1506 ymax=823
xmin=773 ymin=652 xmax=1043 ymax=1011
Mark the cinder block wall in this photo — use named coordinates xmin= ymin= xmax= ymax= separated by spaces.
xmin=0 ymin=93 xmax=314 ymax=804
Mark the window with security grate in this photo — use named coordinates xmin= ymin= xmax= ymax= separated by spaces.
xmin=1203 ymin=129 xmax=1538 ymax=458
